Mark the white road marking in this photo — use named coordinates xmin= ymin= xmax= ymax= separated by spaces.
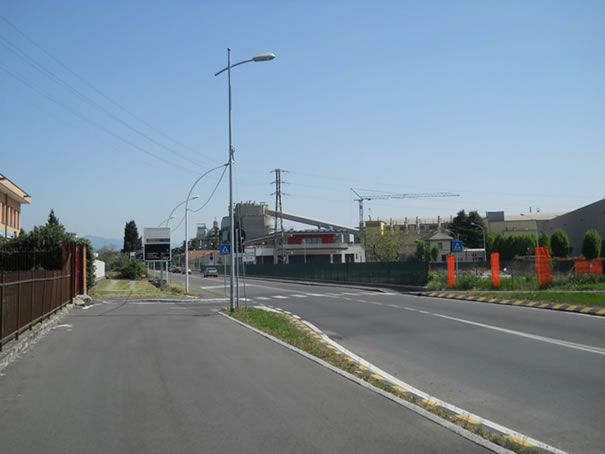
xmin=388 ymin=304 xmax=399 ymax=308
xmin=356 ymin=300 xmax=369 ymax=303
xmin=291 ymin=294 xmax=308 ymax=298
xmin=419 ymin=310 xmax=429 ymax=314
xmin=305 ymin=293 xmax=324 ymax=297
xmin=433 ymin=313 xmax=605 ymax=356
xmin=255 ymin=296 xmax=270 ymax=301
xmin=404 ymin=307 xmax=417 ymax=312
xmin=370 ymin=302 xmax=384 ymax=306
xmin=199 ymin=285 xmax=225 ymax=289
xmin=272 ymin=295 xmax=288 ymax=299
xmin=341 ymin=292 xmax=361 ymax=296
xmin=343 ymin=298 xmax=353 ymax=301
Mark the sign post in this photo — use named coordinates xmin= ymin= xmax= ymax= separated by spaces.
xmin=144 ymin=228 xmax=171 ymax=291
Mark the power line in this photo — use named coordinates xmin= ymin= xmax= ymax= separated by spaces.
xmin=0 ymin=14 xmax=207 ymax=161
xmin=0 ymin=23 xmax=210 ymax=168
xmin=0 ymin=62 xmax=194 ymax=173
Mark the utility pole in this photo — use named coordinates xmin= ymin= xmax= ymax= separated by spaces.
xmin=270 ymin=168 xmax=288 ymax=264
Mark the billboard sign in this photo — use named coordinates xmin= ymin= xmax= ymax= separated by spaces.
xmin=144 ymin=227 xmax=171 ymax=262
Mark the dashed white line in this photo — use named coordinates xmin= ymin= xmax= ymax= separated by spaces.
xmin=388 ymin=304 xmax=399 ymax=308
xmin=370 ymin=302 xmax=384 ymax=306
xmin=291 ymin=294 xmax=308 ymax=298
xmin=272 ymin=295 xmax=288 ymax=299
xmin=256 ymin=296 xmax=270 ymax=301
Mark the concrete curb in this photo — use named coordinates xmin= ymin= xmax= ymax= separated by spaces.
xmin=221 ymin=309 xmax=567 ymax=454
xmin=219 ymin=311 xmax=516 ymax=454
xmin=419 ymin=292 xmax=605 ymax=317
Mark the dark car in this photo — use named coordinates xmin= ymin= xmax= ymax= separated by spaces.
xmin=203 ymin=267 xmax=219 ymax=277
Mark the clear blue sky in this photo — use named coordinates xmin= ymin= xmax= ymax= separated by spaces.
xmin=2 ymin=1 xmax=604 ymax=244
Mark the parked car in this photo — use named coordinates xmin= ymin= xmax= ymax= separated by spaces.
xmin=181 ymin=268 xmax=192 ymax=275
xmin=174 ymin=267 xmax=183 ymax=274
xmin=204 ymin=267 xmax=219 ymax=277
xmin=169 ymin=266 xmax=177 ymax=273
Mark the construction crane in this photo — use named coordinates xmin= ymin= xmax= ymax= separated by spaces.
xmin=351 ymin=188 xmax=460 ymax=231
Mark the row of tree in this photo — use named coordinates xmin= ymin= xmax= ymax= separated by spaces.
xmin=488 ymin=228 xmax=602 ymax=260
xmin=0 ymin=210 xmax=95 ymax=285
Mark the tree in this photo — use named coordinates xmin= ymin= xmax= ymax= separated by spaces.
xmin=582 ymin=229 xmax=602 ymax=259
xmin=416 ymin=240 xmax=427 ymax=261
xmin=363 ymin=229 xmax=400 ymax=262
xmin=550 ymin=229 xmax=570 ymax=258
xmin=430 ymin=245 xmax=440 ymax=262
xmin=449 ymin=210 xmax=486 ymax=248
xmin=538 ymin=232 xmax=550 ymax=250
xmin=122 ymin=220 xmax=142 ymax=253
xmin=47 ymin=209 xmax=59 ymax=226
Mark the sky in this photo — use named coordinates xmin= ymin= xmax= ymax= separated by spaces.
xmin=1 ymin=0 xmax=604 ymax=245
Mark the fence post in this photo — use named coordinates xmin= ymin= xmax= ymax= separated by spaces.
xmin=30 ymin=271 xmax=34 ymax=330
xmin=16 ymin=271 xmax=21 ymax=340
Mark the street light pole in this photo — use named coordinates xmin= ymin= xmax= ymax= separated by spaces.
xmin=471 ymin=222 xmax=487 ymax=262
xmin=215 ymin=49 xmax=276 ymax=312
xmin=184 ymin=164 xmax=228 ymax=294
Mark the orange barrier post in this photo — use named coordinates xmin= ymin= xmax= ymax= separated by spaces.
xmin=535 ymin=247 xmax=552 ymax=286
xmin=491 ymin=253 xmax=501 ymax=288
xmin=447 ymin=254 xmax=456 ymax=288
xmin=575 ymin=259 xmax=603 ymax=275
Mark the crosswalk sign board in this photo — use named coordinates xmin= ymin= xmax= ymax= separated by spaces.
xmin=452 ymin=240 xmax=464 ymax=253
xmin=220 ymin=244 xmax=231 ymax=256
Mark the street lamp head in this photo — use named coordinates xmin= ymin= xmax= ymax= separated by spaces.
xmin=253 ymin=53 xmax=276 ymax=62
xmin=191 ymin=195 xmax=200 ymax=200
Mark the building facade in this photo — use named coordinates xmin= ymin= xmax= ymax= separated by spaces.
xmin=0 ymin=172 xmax=31 ymax=239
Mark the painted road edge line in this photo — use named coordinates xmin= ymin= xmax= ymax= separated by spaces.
xmin=219 ymin=311 xmax=515 ymax=454
xmin=422 ymin=292 xmax=605 ymax=317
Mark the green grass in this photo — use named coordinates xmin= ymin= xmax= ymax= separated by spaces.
xmin=89 ymin=279 xmax=188 ymax=299
xmin=229 ymin=308 xmax=540 ymax=454
xmin=478 ymin=291 xmax=605 ymax=307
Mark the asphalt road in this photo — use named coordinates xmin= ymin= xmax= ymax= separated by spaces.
xmin=0 ymin=296 xmax=489 ymax=454
xmin=170 ymin=271 xmax=605 ymax=453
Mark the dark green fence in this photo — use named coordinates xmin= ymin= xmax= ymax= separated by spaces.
xmin=240 ymin=262 xmax=429 ymax=287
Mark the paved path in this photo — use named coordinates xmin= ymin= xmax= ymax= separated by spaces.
xmin=0 ymin=298 xmax=488 ymax=454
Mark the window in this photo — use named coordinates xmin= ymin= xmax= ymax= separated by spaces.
xmin=302 ymin=237 xmax=323 ymax=245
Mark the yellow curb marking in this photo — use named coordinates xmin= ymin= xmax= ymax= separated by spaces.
xmin=527 ymin=301 xmax=538 ymax=307
xmin=539 ymin=303 xmax=550 ymax=308
xmin=488 ymin=298 xmax=499 ymax=303
xmin=466 ymin=295 xmax=476 ymax=300
xmin=438 ymin=293 xmax=446 ymax=297
xmin=447 ymin=294 xmax=456 ymax=298
xmin=513 ymin=300 xmax=524 ymax=305
xmin=429 ymin=292 xmax=437 ymax=297
xmin=392 ymin=385 xmax=408 ymax=394
xmin=504 ymin=435 xmax=535 ymax=448
xmin=499 ymin=299 xmax=510 ymax=304
xmin=357 ymin=365 xmax=370 ymax=371
xmin=580 ymin=307 xmax=592 ymax=313
xmin=565 ymin=305 xmax=578 ymax=311
xmin=456 ymin=295 xmax=465 ymax=299
xmin=421 ymin=399 xmax=439 ymax=407
xmin=552 ymin=304 xmax=564 ymax=310
xmin=370 ymin=374 xmax=387 ymax=381
xmin=597 ymin=309 xmax=605 ymax=316
xmin=345 ymin=356 xmax=356 ymax=362
xmin=456 ymin=415 xmax=481 ymax=425
xmin=477 ymin=297 xmax=487 ymax=301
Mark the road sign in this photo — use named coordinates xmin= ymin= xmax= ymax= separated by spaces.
xmin=452 ymin=240 xmax=464 ymax=253
xmin=220 ymin=244 xmax=231 ymax=256
xmin=144 ymin=227 xmax=171 ymax=262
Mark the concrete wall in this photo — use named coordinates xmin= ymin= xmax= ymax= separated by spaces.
xmin=94 ymin=259 xmax=106 ymax=280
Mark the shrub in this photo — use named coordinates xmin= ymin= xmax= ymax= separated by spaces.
xmin=121 ymin=261 xmax=147 ymax=280
xmin=551 ymin=229 xmax=570 ymax=258
xmin=582 ymin=229 xmax=602 ymax=259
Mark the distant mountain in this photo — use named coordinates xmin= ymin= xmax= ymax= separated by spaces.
xmin=83 ymin=235 xmax=122 ymax=251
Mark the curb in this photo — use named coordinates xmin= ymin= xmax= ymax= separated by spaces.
xmin=419 ymin=292 xmax=605 ymax=317
xmin=223 ymin=307 xmax=567 ymax=454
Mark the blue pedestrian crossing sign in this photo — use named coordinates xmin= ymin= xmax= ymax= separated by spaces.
xmin=452 ymin=240 xmax=464 ymax=253
xmin=220 ymin=244 xmax=231 ymax=255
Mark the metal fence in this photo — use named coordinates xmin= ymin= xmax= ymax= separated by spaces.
xmin=241 ymin=262 xmax=429 ymax=287
xmin=0 ymin=270 xmax=71 ymax=351
xmin=0 ymin=242 xmax=86 ymax=351
xmin=0 ymin=248 xmax=64 ymax=271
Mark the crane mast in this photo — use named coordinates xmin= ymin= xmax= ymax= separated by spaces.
xmin=351 ymin=188 xmax=460 ymax=231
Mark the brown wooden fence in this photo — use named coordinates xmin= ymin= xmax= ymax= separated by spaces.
xmin=0 ymin=242 xmax=86 ymax=351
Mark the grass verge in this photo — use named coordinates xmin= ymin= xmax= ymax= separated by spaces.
xmin=229 ymin=307 xmax=541 ymax=454
xmin=476 ymin=291 xmax=605 ymax=307
xmin=89 ymin=279 xmax=189 ymax=299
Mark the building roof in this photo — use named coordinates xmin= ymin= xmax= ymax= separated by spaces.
xmin=0 ymin=172 xmax=31 ymax=204
xmin=188 ymin=250 xmax=218 ymax=260
xmin=424 ymin=231 xmax=454 ymax=241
